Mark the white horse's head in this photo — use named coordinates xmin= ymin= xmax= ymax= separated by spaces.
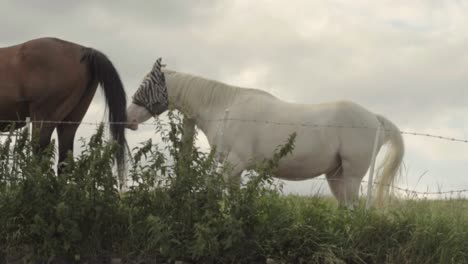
xmin=126 ymin=58 xmax=168 ymax=130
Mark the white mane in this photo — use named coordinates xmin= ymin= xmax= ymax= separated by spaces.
xmin=163 ymin=69 xmax=277 ymax=113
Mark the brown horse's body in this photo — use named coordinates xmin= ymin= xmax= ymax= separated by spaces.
xmin=0 ymin=37 xmax=127 ymax=174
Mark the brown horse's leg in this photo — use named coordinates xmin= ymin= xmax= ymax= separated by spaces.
xmin=57 ymin=83 xmax=98 ymax=173
xmin=56 ymin=123 xmax=79 ymax=173
xmin=32 ymin=122 xmax=56 ymax=156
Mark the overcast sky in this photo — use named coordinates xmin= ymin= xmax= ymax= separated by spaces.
xmin=2 ymin=0 xmax=468 ymax=197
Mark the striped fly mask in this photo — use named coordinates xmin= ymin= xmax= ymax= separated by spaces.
xmin=132 ymin=58 xmax=169 ymax=116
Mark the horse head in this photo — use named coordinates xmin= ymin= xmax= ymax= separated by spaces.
xmin=126 ymin=58 xmax=168 ymax=130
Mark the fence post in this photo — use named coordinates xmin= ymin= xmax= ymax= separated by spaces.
xmin=25 ymin=117 xmax=32 ymax=142
xmin=216 ymin=109 xmax=230 ymax=173
xmin=366 ymin=124 xmax=382 ymax=209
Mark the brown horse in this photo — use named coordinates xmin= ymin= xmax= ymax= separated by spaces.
xmin=0 ymin=37 xmax=127 ymax=176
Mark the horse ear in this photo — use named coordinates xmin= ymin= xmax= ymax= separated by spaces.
xmin=152 ymin=58 xmax=165 ymax=72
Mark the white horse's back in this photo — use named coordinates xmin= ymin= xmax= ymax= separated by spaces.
xmin=220 ymin=98 xmax=382 ymax=177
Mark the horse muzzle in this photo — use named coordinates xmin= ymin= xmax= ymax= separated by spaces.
xmin=125 ymin=121 xmax=139 ymax=131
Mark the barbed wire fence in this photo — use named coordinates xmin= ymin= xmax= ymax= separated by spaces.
xmin=0 ymin=115 xmax=467 ymax=205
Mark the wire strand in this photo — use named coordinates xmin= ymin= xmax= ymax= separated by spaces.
xmin=0 ymin=118 xmax=467 ymax=143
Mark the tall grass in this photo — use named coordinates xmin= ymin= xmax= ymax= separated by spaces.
xmin=0 ymin=114 xmax=467 ymax=263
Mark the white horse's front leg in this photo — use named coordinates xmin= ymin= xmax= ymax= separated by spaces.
xmin=219 ymin=152 xmax=245 ymax=186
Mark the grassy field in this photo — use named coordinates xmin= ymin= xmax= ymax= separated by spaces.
xmin=1 ymin=117 xmax=467 ymax=263
xmin=276 ymin=195 xmax=468 ymax=264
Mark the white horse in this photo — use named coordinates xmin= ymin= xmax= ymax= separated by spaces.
xmin=126 ymin=68 xmax=404 ymax=207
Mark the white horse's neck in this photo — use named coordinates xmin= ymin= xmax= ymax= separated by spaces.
xmin=165 ymin=70 xmax=235 ymax=117
xmin=164 ymin=69 xmax=274 ymax=132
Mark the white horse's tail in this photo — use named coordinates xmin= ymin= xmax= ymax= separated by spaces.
xmin=375 ymin=114 xmax=405 ymax=206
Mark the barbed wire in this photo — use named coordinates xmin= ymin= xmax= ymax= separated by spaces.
xmin=305 ymin=176 xmax=468 ymax=196
xmin=203 ymin=117 xmax=468 ymax=144
xmin=0 ymin=118 xmax=467 ymax=143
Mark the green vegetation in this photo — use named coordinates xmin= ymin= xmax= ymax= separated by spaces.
xmin=0 ymin=114 xmax=467 ymax=263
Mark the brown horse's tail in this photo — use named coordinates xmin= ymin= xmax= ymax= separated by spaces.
xmin=81 ymin=48 xmax=127 ymax=187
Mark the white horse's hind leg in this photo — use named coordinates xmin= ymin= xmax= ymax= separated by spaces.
xmin=326 ymin=159 xmax=365 ymax=209
xmin=326 ymin=166 xmax=347 ymax=206
xmin=342 ymin=159 xmax=367 ymax=208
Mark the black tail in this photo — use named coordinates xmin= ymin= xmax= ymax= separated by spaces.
xmin=81 ymin=48 xmax=127 ymax=177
